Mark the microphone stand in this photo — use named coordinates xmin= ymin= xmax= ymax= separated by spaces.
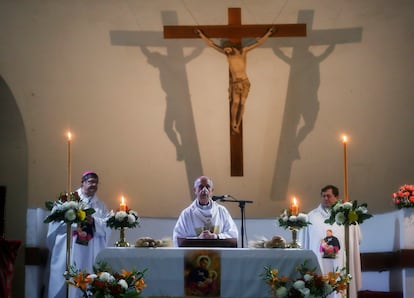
xmin=217 ymin=197 xmax=253 ymax=248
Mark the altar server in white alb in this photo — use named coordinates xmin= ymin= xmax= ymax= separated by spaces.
xmin=46 ymin=171 xmax=112 ymax=298
xmin=173 ymin=176 xmax=239 ymax=247
xmin=299 ymin=185 xmax=362 ymax=298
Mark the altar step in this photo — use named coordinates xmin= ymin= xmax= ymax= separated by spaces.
xmin=358 ymin=290 xmax=403 ymax=298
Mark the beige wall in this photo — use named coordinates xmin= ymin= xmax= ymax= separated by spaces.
xmin=1 ymin=1 xmax=414 ymax=296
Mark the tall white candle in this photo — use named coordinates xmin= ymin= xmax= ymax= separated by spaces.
xmin=342 ymin=135 xmax=348 ymax=202
xmin=67 ymin=131 xmax=72 ymax=194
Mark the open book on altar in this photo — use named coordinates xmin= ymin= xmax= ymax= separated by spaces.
xmin=177 ymin=238 xmax=238 ymax=248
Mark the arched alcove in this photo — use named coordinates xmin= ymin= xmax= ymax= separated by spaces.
xmin=0 ymin=75 xmax=28 ymax=298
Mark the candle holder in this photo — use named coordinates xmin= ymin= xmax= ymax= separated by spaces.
xmin=107 ymin=207 xmax=140 ymax=247
xmin=287 ymin=227 xmax=301 ymax=248
xmin=278 ymin=208 xmax=310 ymax=248
xmin=115 ymin=227 xmax=130 ymax=247
xmin=66 ymin=223 xmax=71 ymax=298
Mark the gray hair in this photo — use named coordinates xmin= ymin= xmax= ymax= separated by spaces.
xmin=193 ymin=176 xmax=213 ymax=189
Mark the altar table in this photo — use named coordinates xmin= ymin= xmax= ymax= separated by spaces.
xmin=96 ymin=247 xmax=320 ymax=298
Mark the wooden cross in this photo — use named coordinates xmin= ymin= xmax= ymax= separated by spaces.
xmin=164 ymin=7 xmax=306 ymax=176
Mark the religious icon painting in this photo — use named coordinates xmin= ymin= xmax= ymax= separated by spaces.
xmin=74 ymin=221 xmax=94 ymax=246
xmin=184 ymin=250 xmax=221 ymax=297
xmin=320 ymin=229 xmax=341 ymax=259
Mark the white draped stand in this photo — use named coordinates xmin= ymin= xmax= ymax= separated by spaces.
xmin=397 ymin=209 xmax=414 ymax=297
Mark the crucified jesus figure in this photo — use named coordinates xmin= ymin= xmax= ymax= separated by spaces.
xmin=196 ymin=27 xmax=275 ymax=134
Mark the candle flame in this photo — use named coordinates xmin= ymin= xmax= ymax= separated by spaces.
xmin=342 ymin=135 xmax=348 ymax=143
xmin=67 ymin=131 xmax=72 ymax=141
xmin=121 ymin=196 xmax=125 ymax=204
xmin=293 ymin=197 xmax=297 ymax=206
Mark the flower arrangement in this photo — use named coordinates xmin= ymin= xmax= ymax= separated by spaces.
xmin=261 ymin=260 xmax=350 ymax=298
xmin=392 ymin=184 xmax=414 ymax=209
xmin=278 ymin=209 xmax=311 ymax=230
xmin=261 ymin=267 xmax=288 ymax=297
xmin=44 ymin=192 xmax=95 ymax=224
xmin=65 ymin=261 xmax=147 ymax=298
xmin=324 ymin=200 xmax=372 ymax=226
xmin=106 ymin=207 xmax=140 ymax=229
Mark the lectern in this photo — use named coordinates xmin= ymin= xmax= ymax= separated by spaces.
xmin=178 ymin=238 xmax=237 ymax=248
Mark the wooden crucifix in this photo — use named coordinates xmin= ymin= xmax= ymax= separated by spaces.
xmin=164 ymin=7 xmax=306 ymax=176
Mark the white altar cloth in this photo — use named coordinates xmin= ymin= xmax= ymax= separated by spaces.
xmin=96 ymin=247 xmax=320 ymax=298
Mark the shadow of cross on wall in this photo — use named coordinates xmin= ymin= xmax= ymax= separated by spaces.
xmin=109 ymin=11 xmax=203 ymax=198
xmin=267 ymin=10 xmax=363 ymax=202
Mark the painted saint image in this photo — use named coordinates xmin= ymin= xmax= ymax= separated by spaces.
xmin=185 ymin=250 xmax=220 ymax=297
xmin=320 ymin=229 xmax=341 ymax=258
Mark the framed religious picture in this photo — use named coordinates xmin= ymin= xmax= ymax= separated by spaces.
xmin=184 ymin=250 xmax=221 ymax=297
xmin=320 ymin=229 xmax=341 ymax=259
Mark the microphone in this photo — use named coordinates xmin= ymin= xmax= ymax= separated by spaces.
xmin=212 ymin=195 xmax=231 ymax=201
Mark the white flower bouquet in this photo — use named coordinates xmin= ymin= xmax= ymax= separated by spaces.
xmin=278 ymin=209 xmax=311 ymax=230
xmin=44 ymin=191 xmax=95 ymax=224
xmin=324 ymin=200 xmax=372 ymax=226
xmin=106 ymin=208 xmax=140 ymax=229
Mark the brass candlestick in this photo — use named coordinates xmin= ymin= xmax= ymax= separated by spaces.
xmin=115 ymin=227 xmax=130 ymax=247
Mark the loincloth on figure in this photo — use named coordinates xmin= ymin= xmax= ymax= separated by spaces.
xmin=228 ymin=78 xmax=250 ymax=100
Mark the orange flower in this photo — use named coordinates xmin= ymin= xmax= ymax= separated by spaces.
xmin=72 ymin=272 xmax=92 ymax=291
xmin=336 ymin=280 xmax=348 ymax=292
xmin=134 ymin=278 xmax=147 ymax=292
xmin=121 ymin=269 xmax=133 ymax=279
xmin=326 ymin=271 xmax=340 ymax=286
xmin=320 ymin=274 xmax=329 ymax=283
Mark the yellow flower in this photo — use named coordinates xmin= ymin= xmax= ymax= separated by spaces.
xmin=348 ymin=211 xmax=358 ymax=223
xmin=271 ymin=269 xmax=278 ymax=278
xmin=77 ymin=209 xmax=86 ymax=221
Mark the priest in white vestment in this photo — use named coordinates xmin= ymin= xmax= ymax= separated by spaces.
xmin=299 ymin=185 xmax=362 ymax=298
xmin=46 ymin=171 xmax=112 ymax=298
xmin=173 ymin=176 xmax=239 ymax=247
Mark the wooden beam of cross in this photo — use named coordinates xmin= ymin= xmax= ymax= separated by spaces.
xmin=164 ymin=7 xmax=306 ymax=176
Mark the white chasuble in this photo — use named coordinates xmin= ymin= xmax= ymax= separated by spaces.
xmin=45 ymin=189 xmax=111 ymax=298
xmin=173 ymin=199 xmax=238 ymax=247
